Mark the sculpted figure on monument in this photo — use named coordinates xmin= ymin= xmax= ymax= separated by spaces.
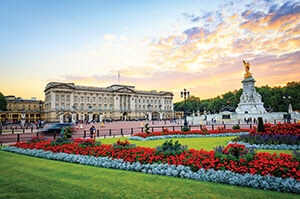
xmin=243 ymin=60 xmax=252 ymax=79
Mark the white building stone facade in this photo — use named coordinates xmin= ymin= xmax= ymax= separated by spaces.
xmin=44 ymin=82 xmax=173 ymax=123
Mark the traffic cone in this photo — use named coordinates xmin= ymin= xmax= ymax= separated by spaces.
xmin=141 ymin=122 xmax=143 ymax=127
xmin=101 ymin=122 xmax=104 ymax=127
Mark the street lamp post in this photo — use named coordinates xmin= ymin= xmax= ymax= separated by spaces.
xmin=283 ymin=95 xmax=291 ymax=123
xmin=181 ymin=88 xmax=190 ymax=129
xmin=173 ymin=104 xmax=175 ymax=122
xmin=39 ymin=101 xmax=42 ymax=128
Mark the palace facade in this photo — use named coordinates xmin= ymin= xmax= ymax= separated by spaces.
xmin=44 ymin=82 xmax=174 ymax=123
xmin=0 ymin=96 xmax=44 ymax=123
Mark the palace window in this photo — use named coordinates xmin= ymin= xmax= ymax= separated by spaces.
xmin=61 ymin=96 xmax=65 ymax=101
xmin=67 ymin=95 xmax=70 ymax=101
xmin=66 ymin=105 xmax=70 ymax=110
xmin=74 ymin=96 xmax=77 ymax=102
xmin=99 ymin=97 xmax=102 ymax=103
xmin=56 ymin=95 xmax=59 ymax=101
xmin=61 ymin=105 xmax=65 ymax=110
xmin=81 ymin=97 xmax=84 ymax=102
xmin=81 ymin=105 xmax=84 ymax=110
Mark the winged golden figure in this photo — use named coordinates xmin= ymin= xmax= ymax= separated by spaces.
xmin=243 ymin=60 xmax=252 ymax=79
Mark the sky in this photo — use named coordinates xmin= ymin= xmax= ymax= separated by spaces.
xmin=0 ymin=0 xmax=299 ymax=102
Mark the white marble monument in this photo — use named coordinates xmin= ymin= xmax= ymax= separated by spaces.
xmin=235 ymin=60 xmax=266 ymax=114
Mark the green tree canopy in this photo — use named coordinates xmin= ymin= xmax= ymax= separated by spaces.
xmin=174 ymin=82 xmax=300 ymax=113
xmin=0 ymin=92 xmax=7 ymax=111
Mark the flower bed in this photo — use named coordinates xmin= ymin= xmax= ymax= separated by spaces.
xmin=231 ymin=123 xmax=300 ymax=149
xmin=7 ymin=138 xmax=300 ymax=181
xmin=2 ymin=146 xmax=300 ymax=193
xmin=231 ymin=134 xmax=300 ymax=145
xmin=227 ymin=141 xmax=300 ymax=150
xmin=250 ymin=123 xmax=300 ymax=136
xmin=129 ymin=132 xmax=249 ymax=141
xmin=132 ymin=128 xmax=250 ymax=138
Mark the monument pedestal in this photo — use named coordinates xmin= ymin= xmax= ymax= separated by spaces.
xmin=236 ymin=76 xmax=266 ymax=114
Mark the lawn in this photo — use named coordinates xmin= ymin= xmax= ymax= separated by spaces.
xmin=98 ymin=136 xmax=294 ymax=155
xmin=0 ymin=150 xmax=299 ymax=199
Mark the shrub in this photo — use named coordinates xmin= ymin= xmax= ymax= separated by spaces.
xmin=232 ymin=124 xmax=240 ymax=130
xmin=181 ymin=126 xmax=190 ymax=132
xmin=257 ymin=117 xmax=265 ymax=133
xmin=156 ymin=140 xmax=188 ymax=156
xmin=145 ymin=123 xmax=150 ymax=134
xmin=63 ymin=126 xmax=73 ymax=138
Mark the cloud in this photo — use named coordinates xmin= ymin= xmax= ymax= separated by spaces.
xmin=144 ymin=0 xmax=300 ymax=100
xmin=51 ymin=0 xmax=300 ymax=102
xmin=103 ymin=34 xmax=116 ymax=41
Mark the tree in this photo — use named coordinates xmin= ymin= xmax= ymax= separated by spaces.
xmin=173 ymin=82 xmax=300 ymax=113
xmin=0 ymin=92 xmax=7 ymax=111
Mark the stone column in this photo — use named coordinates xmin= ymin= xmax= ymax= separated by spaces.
xmin=50 ymin=91 xmax=55 ymax=110
xmin=71 ymin=113 xmax=76 ymax=123
xmin=59 ymin=114 xmax=63 ymax=123
xmin=70 ymin=92 xmax=74 ymax=108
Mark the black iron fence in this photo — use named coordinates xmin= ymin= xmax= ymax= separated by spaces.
xmin=0 ymin=123 xmax=257 ymax=146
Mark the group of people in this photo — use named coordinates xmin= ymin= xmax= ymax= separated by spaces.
xmin=244 ymin=117 xmax=257 ymax=124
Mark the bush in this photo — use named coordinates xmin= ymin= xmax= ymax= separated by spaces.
xmin=145 ymin=123 xmax=150 ymax=134
xmin=62 ymin=127 xmax=73 ymax=138
xmin=257 ymin=117 xmax=265 ymax=133
xmin=156 ymin=140 xmax=188 ymax=156
xmin=232 ymin=124 xmax=240 ymax=130
xmin=181 ymin=126 xmax=190 ymax=132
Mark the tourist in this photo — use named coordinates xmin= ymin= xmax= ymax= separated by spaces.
xmin=89 ymin=125 xmax=96 ymax=138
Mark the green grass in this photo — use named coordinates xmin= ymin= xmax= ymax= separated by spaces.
xmin=98 ymin=136 xmax=294 ymax=155
xmin=0 ymin=150 xmax=299 ymax=199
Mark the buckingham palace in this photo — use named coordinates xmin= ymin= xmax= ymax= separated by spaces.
xmin=44 ymin=82 xmax=174 ymax=123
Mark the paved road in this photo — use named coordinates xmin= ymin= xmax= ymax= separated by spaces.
xmin=0 ymin=120 xmax=254 ymax=145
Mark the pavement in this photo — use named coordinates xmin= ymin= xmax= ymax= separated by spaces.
xmin=0 ymin=120 xmax=254 ymax=145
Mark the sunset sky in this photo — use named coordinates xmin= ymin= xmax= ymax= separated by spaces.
xmin=0 ymin=0 xmax=299 ymax=102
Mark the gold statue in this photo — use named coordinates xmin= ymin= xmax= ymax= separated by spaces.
xmin=243 ymin=60 xmax=252 ymax=79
